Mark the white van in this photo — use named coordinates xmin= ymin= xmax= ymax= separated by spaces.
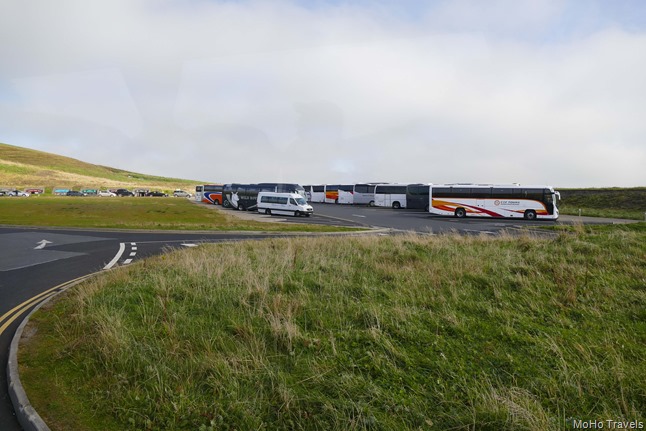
xmin=257 ymin=192 xmax=314 ymax=217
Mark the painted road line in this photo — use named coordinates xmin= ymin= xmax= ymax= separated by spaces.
xmin=0 ymin=274 xmax=93 ymax=336
xmin=0 ymin=292 xmax=57 ymax=336
xmin=125 ymin=242 xmax=138 ymax=263
xmin=103 ymin=242 xmax=126 ymax=270
xmin=33 ymin=240 xmax=52 ymax=250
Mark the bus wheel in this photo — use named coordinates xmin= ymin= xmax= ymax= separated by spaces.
xmin=524 ymin=210 xmax=537 ymax=220
xmin=368 ymin=200 xmax=374 ymax=207
xmin=295 ymin=211 xmax=301 ymax=217
xmin=392 ymin=202 xmax=401 ymax=209
xmin=265 ymin=209 xmax=271 ymax=215
xmin=455 ymin=208 xmax=466 ymax=218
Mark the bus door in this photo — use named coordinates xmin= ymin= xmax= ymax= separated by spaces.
xmin=544 ymin=189 xmax=554 ymax=215
xmin=382 ymin=193 xmax=392 ymax=207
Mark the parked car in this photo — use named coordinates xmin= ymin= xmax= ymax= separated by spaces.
xmin=66 ymin=191 xmax=85 ymax=196
xmin=8 ymin=190 xmax=29 ymax=197
xmin=173 ymin=189 xmax=191 ymax=198
xmin=145 ymin=191 xmax=168 ymax=197
xmin=25 ymin=188 xmax=44 ymax=195
xmin=98 ymin=190 xmax=117 ymax=197
xmin=115 ymin=189 xmax=134 ymax=197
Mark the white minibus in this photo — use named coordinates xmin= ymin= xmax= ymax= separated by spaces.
xmin=257 ymin=192 xmax=314 ymax=217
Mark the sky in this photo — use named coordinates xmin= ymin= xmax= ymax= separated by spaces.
xmin=1 ymin=0 xmax=645 ymax=187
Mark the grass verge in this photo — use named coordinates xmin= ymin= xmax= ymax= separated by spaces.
xmin=0 ymin=196 xmax=356 ymax=232
xmin=20 ymin=225 xmax=646 ymax=430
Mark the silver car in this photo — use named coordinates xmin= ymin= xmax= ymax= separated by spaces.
xmin=8 ymin=190 xmax=29 ymax=197
xmin=173 ymin=190 xmax=191 ymax=197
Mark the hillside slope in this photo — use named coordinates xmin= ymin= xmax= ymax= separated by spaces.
xmin=0 ymin=142 xmax=203 ymax=192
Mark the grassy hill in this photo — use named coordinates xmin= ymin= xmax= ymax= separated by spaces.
xmin=558 ymin=187 xmax=646 ymax=220
xmin=0 ymin=142 xmax=203 ymax=192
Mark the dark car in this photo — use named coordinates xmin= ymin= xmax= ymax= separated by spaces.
xmin=115 ymin=189 xmax=135 ymax=197
xmin=66 ymin=191 xmax=85 ymax=196
xmin=145 ymin=191 xmax=168 ymax=197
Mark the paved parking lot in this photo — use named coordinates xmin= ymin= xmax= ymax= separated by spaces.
xmin=309 ymin=204 xmax=557 ymax=234
xmin=216 ymin=203 xmax=542 ymax=234
xmin=206 ymin=201 xmax=637 ymax=234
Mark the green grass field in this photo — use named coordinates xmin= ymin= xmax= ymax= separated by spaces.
xmin=558 ymin=188 xmax=646 ymax=220
xmin=20 ymin=225 xmax=646 ymax=430
xmin=0 ymin=196 xmax=354 ymax=232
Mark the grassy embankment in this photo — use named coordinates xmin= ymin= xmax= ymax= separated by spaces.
xmin=21 ymin=224 xmax=646 ymax=430
xmin=0 ymin=196 xmax=355 ymax=232
xmin=0 ymin=142 xmax=201 ymax=192
xmin=558 ymin=188 xmax=646 ymax=220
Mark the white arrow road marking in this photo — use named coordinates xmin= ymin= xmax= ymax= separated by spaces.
xmin=352 ymin=214 xmax=367 ymax=218
xmin=34 ymin=240 xmax=53 ymax=250
xmin=181 ymin=243 xmax=198 ymax=247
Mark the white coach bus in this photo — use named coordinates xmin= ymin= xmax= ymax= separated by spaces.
xmin=302 ymin=185 xmax=325 ymax=203
xmin=429 ymin=184 xmax=560 ymax=220
xmin=337 ymin=185 xmax=355 ymax=204
xmin=374 ymin=184 xmax=408 ymax=209
xmin=352 ymin=183 xmax=379 ymax=206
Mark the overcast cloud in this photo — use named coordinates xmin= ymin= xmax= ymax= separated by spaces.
xmin=1 ymin=0 xmax=645 ymax=187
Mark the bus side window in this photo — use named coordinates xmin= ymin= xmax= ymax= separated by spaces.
xmin=290 ymin=198 xmax=297 ymax=205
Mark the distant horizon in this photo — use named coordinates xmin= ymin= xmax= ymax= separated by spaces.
xmin=1 ymin=141 xmax=643 ymax=190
